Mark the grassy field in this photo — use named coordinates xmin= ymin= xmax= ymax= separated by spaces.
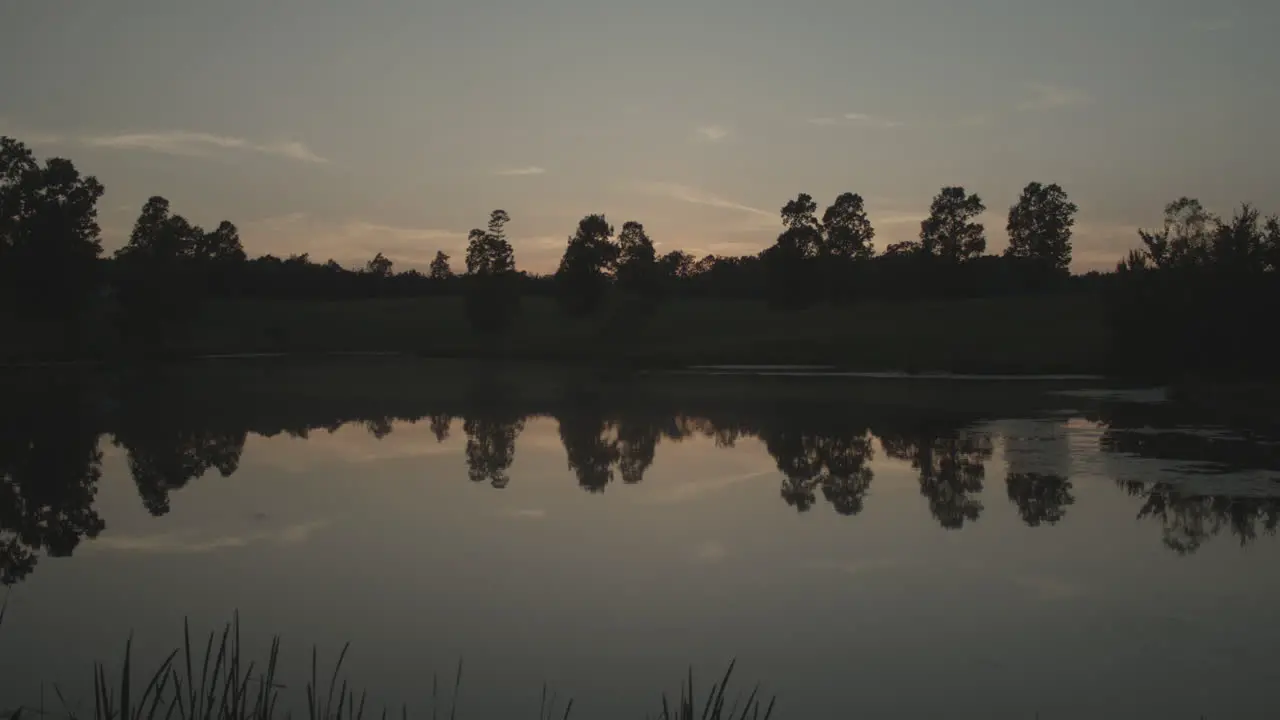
xmin=2 ymin=292 xmax=1110 ymax=374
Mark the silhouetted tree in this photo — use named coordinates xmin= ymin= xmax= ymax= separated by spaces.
xmin=1137 ymin=197 xmax=1216 ymax=269
xmin=615 ymin=221 xmax=660 ymax=300
xmin=1209 ymin=203 xmax=1275 ymax=273
xmin=918 ymin=186 xmax=987 ymax=262
xmin=463 ymin=209 xmax=520 ymax=333
xmin=194 ymin=220 xmax=246 ymax=295
xmin=429 ymin=251 xmax=454 ymax=281
xmin=658 ymin=250 xmax=695 ymax=283
xmin=113 ymin=196 xmax=207 ymax=350
xmin=818 ymin=192 xmax=876 ymax=301
xmin=556 ymin=213 xmax=619 ymax=315
xmin=0 ymin=136 xmax=105 ymax=340
xmin=1005 ymin=182 xmax=1077 ymax=275
xmin=821 ymin=192 xmax=876 ymax=262
xmin=366 ymin=252 xmax=393 ymax=278
xmin=762 ymin=193 xmax=823 ymax=308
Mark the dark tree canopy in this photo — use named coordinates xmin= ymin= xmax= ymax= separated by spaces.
xmin=429 ymin=251 xmax=454 ymax=280
xmin=821 ymin=192 xmax=876 ymax=261
xmin=366 ymin=252 xmax=393 ymax=277
xmin=0 ymin=136 xmax=105 ymax=321
xmin=1005 ymin=182 xmax=1077 ymax=273
xmin=462 ymin=209 xmax=520 ymax=333
xmin=615 ymin=220 xmax=659 ymax=299
xmin=556 ymin=213 xmax=618 ymax=315
xmin=465 ymin=209 xmax=516 ymax=275
xmin=1138 ymin=197 xmax=1216 ymax=269
xmin=918 ymin=186 xmax=987 ymax=262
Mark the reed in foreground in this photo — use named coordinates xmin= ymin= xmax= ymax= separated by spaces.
xmin=3 ymin=614 xmax=774 ymax=720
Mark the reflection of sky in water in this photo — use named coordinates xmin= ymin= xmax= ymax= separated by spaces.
xmin=3 ymin=405 xmax=1280 ymax=719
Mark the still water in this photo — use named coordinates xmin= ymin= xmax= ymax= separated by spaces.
xmin=2 ymin=361 xmax=1279 ymax=719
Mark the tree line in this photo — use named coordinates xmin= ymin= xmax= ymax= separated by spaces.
xmin=4 ymin=135 xmax=1279 ymax=373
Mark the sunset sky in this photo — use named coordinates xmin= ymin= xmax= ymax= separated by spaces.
xmin=3 ymin=0 xmax=1277 ymax=273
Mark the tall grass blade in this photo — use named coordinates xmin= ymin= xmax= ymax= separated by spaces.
xmin=448 ymin=659 xmax=463 ymax=720
xmin=134 ymin=649 xmax=177 ymax=720
xmin=560 ymin=698 xmax=574 ymax=720
xmin=306 ymin=647 xmax=317 ymax=720
xmin=706 ymin=661 xmax=735 ymax=720
xmin=323 ymin=643 xmax=350 ymax=720
xmin=119 ymin=634 xmax=133 ymax=720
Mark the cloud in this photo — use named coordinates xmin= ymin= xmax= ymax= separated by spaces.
xmin=82 ymin=130 xmax=327 ymax=163
xmin=91 ymin=520 xmax=328 ymax=554
xmin=493 ymin=166 xmax=546 ymax=176
xmin=1017 ymin=83 xmax=1090 ymax=112
xmin=640 ymin=182 xmax=777 ymax=224
xmin=808 ymin=113 xmax=903 ymax=129
xmin=695 ymin=125 xmax=729 ymax=142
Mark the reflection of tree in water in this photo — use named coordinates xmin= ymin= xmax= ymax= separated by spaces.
xmin=558 ymin=410 xmax=619 ymax=493
xmin=429 ymin=413 xmax=452 ymax=443
xmin=881 ymin=427 xmax=992 ymax=529
xmin=1118 ymin=480 xmax=1280 ymax=555
xmin=114 ymin=427 xmax=246 ymax=516
xmin=463 ymin=415 xmax=524 ymax=489
xmin=1097 ymin=403 xmax=1280 ymax=554
xmin=1006 ymin=473 xmax=1074 ymax=527
xmin=0 ymin=388 xmax=106 ymax=585
xmin=615 ymin=419 xmax=661 ymax=484
xmin=363 ymin=416 xmax=393 ymax=439
xmin=761 ymin=428 xmax=875 ymax=516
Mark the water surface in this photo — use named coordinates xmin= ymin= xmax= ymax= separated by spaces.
xmin=2 ymin=361 xmax=1278 ymax=718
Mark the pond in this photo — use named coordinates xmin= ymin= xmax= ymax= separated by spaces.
xmin=2 ymin=360 xmax=1278 ymax=719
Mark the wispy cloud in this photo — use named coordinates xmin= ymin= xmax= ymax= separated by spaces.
xmin=83 ymin=130 xmax=327 ymax=163
xmin=695 ymin=125 xmax=730 ymax=142
xmin=91 ymin=520 xmax=329 ymax=554
xmin=493 ymin=166 xmax=546 ymax=176
xmin=640 ymin=182 xmax=776 ymax=223
xmin=808 ymin=112 xmax=903 ymax=129
xmin=1017 ymin=83 xmax=1091 ymax=112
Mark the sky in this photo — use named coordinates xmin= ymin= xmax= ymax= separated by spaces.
xmin=2 ymin=0 xmax=1278 ymax=273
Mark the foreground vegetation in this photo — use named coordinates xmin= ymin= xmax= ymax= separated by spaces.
xmin=0 ymin=610 xmax=774 ymax=720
